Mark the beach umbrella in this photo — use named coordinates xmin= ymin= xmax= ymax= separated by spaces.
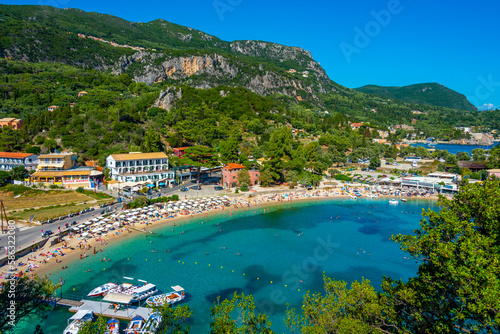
xmin=91 ymin=218 xmax=99 ymax=222
xmin=113 ymin=222 xmax=121 ymax=226
xmin=72 ymin=227 xmax=80 ymax=230
xmin=91 ymin=228 xmax=99 ymax=233
xmin=78 ymin=224 xmax=86 ymax=228
xmin=81 ymin=232 xmax=89 ymax=237
xmin=106 ymin=224 xmax=113 ymax=228
xmin=111 ymin=214 xmax=118 ymax=218
xmin=85 ymin=221 xmax=92 ymax=225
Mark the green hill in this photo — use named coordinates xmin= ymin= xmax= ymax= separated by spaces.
xmin=0 ymin=4 xmax=344 ymax=107
xmin=355 ymin=83 xmax=477 ymax=112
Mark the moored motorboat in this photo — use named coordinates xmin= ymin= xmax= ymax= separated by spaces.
xmin=124 ymin=315 xmax=144 ymax=334
xmin=400 ymin=198 xmax=407 ymax=202
xmin=63 ymin=310 xmax=93 ymax=334
xmin=87 ymin=283 xmax=117 ymax=297
xmin=139 ymin=313 xmax=162 ymax=334
xmin=146 ymin=286 xmax=185 ymax=307
xmin=389 ymin=199 xmax=399 ymax=205
xmin=129 ymin=284 xmax=158 ymax=302
xmin=104 ymin=318 xmax=119 ymax=334
xmin=107 ymin=282 xmax=136 ymax=295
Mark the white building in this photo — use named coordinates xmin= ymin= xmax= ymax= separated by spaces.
xmin=106 ymin=152 xmax=174 ymax=186
xmin=0 ymin=152 xmax=39 ymax=171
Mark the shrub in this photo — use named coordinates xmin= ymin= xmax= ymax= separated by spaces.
xmin=240 ymin=186 xmax=249 ymax=192
xmin=76 ymin=187 xmax=84 ymax=193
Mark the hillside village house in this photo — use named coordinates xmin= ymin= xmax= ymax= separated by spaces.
xmin=172 ymin=147 xmax=189 ymax=158
xmin=0 ymin=152 xmax=38 ymax=171
xmin=350 ymin=122 xmax=364 ymax=130
xmin=222 ymin=163 xmax=260 ymax=188
xmin=106 ymin=152 xmax=174 ymax=189
xmin=486 ymin=169 xmax=500 ymax=178
xmin=78 ymin=91 xmax=88 ymax=97
xmin=47 ymin=105 xmax=58 ymax=112
xmin=31 ymin=152 xmax=102 ymax=189
xmin=0 ymin=118 xmax=23 ymax=130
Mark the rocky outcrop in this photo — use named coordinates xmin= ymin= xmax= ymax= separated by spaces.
xmin=113 ymin=50 xmax=334 ymax=107
xmin=450 ymin=133 xmax=494 ymax=146
xmin=153 ymin=86 xmax=183 ymax=111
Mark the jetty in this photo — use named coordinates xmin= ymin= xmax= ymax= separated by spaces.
xmin=69 ymin=300 xmax=152 ymax=320
xmin=52 ymin=293 xmax=152 ymax=321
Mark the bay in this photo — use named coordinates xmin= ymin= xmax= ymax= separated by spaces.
xmin=411 ymin=142 xmax=498 ymax=154
xmin=13 ymin=198 xmax=436 ymax=334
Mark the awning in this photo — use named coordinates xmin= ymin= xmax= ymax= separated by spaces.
xmin=171 ymin=285 xmax=184 ymax=292
xmin=70 ymin=310 xmax=93 ymax=320
xmin=134 ymin=284 xmax=155 ymax=294
xmin=102 ymin=292 xmax=134 ymax=305
xmin=158 ymin=182 xmax=165 ymax=186
xmin=147 ymin=184 xmax=155 ymax=187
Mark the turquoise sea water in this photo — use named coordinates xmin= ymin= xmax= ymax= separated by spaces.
xmin=411 ymin=142 xmax=498 ymax=154
xmin=14 ymin=198 xmax=436 ymax=334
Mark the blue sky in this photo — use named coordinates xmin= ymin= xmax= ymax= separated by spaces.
xmin=5 ymin=0 xmax=500 ymax=109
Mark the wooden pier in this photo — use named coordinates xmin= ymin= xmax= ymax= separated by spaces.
xmin=69 ymin=300 xmax=152 ymax=321
xmin=53 ymin=298 xmax=84 ymax=307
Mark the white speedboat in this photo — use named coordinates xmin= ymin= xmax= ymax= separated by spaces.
xmin=139 ymin=313 xmax=162 ymax=334
xmin=107 ymin=283 xmax=136 ymax=295
xmin=87 ymin=283 xmax=117 ymax=297
xmin=63 ymin=310 xmax=93 ymax=334
xmin=124 ymin=315 xmax=144 ymax=334
xmin=104 ymin=318 xmax=119 ymax=334
xmin=389 ymin=199 xmax=399 ymax=205
xmin=146 ymin=286 xmax=185 ymax=307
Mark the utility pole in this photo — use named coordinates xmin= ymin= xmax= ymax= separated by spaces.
xmin=0 ymin=201 xmax=7 ymax=234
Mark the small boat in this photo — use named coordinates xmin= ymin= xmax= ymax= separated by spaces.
xmin=146 ymin=286 xmax=185 ymax=307
xmin=87 ymin=283 xmax=117 ymax=297
xmin=400 ymin=198 xmax=407 ymax=203
xmin=130 ymin=284 xmax=158 ymax=302
xmin=389 ymin=199 xmax=399 ymax=205
xmin=349 ymin=194 xmax=357 ymax=199
xmin=107 ymin=283 xmax=136 ymax=295
xmin=63 ymin=310 xmax=93 ymax=334
xmin=139 ymin=313 xmax=162 ymax=334
xmin=104 ymin=318 xmax=119 ymax=334
xmin=124 ymin=315 xmax=144 ymax=334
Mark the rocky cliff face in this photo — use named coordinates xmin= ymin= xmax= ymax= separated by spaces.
xmin=153 ymin=86 xmax=183 ymax=111
xmin=112 ymin=50 xmax=335 ymax=107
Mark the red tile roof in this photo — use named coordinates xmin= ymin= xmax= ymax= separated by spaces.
xmin=225 ymin=163 xmax=247 ymax=170
xmin=0 ymin=152 xmax=34 ymax=158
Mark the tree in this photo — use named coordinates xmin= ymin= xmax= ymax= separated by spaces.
xmin=143 ymin=127 xmax=163 ymax=152
xmin=152 ymin=303 xmax=192 ymax=334
xmin=219 ymin=138 xmax=240 ymax=164
xmin=210 ymin=292 xmax=274 ymax=333
xmin=456 ymin=151 xmax=470 ymax=161
xmin=286 ymin=277 xmax=393 ymax=334
xmin=26 ymin=146 xmax=41 ymax=155
xmin=182 ymin=146 xmax=217 ymax=184
xmin=0 ymin=170 xmax=9 ymax=186
xmin=387 ymin=179 xmax=500 ymax=333
xmin=237 ymin=168 xmax=251 ymax=189
xmin=79 ymin=315 xmax=107 ymax=334
xmin=10 ymin=166 xmax=29 ymax=181
xmin=44 ymin=139 xmax=57 ymax=152
xmin=0 ymin=276 xmax=56 ymax=333
xmin=258 ymin=168 xmax=274 ymax=187
xmin=471 ymin=148 xmax=486 ymax=162
xmin=368 ymin=157 xmax=381 ymax=170
xmin=265 ymin=128 xmax=293 ymax=183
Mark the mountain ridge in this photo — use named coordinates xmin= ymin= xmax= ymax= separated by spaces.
xmin=355 ymin=82 xmax=477 ymax=112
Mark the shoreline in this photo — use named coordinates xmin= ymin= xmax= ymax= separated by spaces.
xmin=1 ymin=189 xmax=439 ymax=283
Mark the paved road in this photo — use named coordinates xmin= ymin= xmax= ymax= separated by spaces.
xmin=0 ymin=201 xmax=129 ymax=263
xmin=0 ymin=173 xmax=223 ymax=263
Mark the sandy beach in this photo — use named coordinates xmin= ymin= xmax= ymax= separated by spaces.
xmin=1 ymin=186 xmax=440 ymax=283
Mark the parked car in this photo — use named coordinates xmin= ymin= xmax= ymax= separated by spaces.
xmin=44 ymin=230 xmax=54 ymax=236
xmin=214 ymin=186 xmax=224 ymax=191
xmin=191 ymin=185 xmax=201 ymax=190
xmin=180 ymin=187 xmax=189 ymax=192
